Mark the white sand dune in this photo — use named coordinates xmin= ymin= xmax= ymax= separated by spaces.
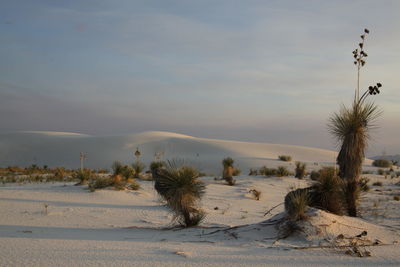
xmin=0 ymin=131 xmax=372 ymax=173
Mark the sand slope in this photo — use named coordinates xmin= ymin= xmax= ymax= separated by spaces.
xmin=0 ymin=131 xmax=372 ymax=173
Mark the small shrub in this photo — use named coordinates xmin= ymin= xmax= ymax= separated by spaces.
xmin=276 ymin=166 xmax=290 ymax=177
xmin=132 ymin=161 xmax=146 ymax=178
xmin=359 ymin=177 xmax=370 ymax=192
xmin=248 ymin=168 xmax=259 ymax=176
xmin=249 ymin=189 xmax=261 ymax=200
xmin=259 ymin=166 xmax=276 ymax=176
xmin=372 ymin=159 xmax=392 ymax=168
xmin=154 ymin=165 xmax=206 ymax=227
xmin=377 ymin=169 xmax=385 ymax=175
xmin=284 ymin=188 xmax=310 ymax=221
xmin=73 ymin=169 xmax=94 ymax=185
xmin=295 ymin=162 xmax=307 ymax=179
xmin=278 ymin=155 xmax=292 ymax=162
xmin=89 ymin=177 xmax=113 ymax=191
xmin=394 ymin=195 xmax=400 ymax=201
xmin=372 ymin=181 xmax=383 ymax=187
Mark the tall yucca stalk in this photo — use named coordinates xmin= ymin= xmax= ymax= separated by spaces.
xmin=328 ymin=29 xmax=382 ymax=216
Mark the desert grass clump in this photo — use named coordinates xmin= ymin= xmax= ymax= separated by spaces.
xmin=154 ymin=164 xmax=206 ymax=227
xmin=276 ymin=166 xmax=290 ymax=177
xmin=259 ymin=166 xmax=276 ymax=177
xmin=249 ymin=189 xmax=261 ymax=200
xmin=278 ymin=155 xmax=292 ymax=162
xmin=328 ymin=29 xmax=383 ymax=217
xmin=284 ymin=188 xmax=310 ymax=221
xmin=372 ymin=159 xmax=392 ymax=168
xmin=295 ymin=162 xmax=307 ymax=179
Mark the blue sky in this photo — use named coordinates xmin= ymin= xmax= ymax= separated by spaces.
xmin=1 ymin=0 xmax=399 ymax=155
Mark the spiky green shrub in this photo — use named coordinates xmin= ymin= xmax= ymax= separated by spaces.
xmin=112 ymin=161 xmax=135 ymax=180
xmin=276 ymin=166 xmax=290 ymax=177
xmin=73 ymin=169 xmax=94 ymax=185
xmin=313 ymin=169 xmax=345 ymax=215
xmin=89 ymin=177 xmax=113 ymax=192
xmin=328 ymin=29 xmax=383 ymax=217
xmin=278 ymin=155 xmax=292 ymax=162
xmin=154 ymin=165 xmax=206 ymax=227
xmin=284 ymin=188 xmax=310 ymax=221
xmin=372 ymin=159 xmax=392 ymax=168
xmin=132 ymin=161 xmax=146 ymax=178
xmin=295 ymin=162 xmax=307 ymax=179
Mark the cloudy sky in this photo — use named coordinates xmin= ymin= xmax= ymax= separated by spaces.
xmin=1 ymin=0 xmax=399 ymax=156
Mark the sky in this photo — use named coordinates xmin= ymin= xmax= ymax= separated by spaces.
xmin=0 ymin=0 xmax=399 ymax=156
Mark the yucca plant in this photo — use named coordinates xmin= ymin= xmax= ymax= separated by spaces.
xmin=150 ymin=161 xmax=166 ymax=179
xmin=154 ymin=163 xmax=206 ymax=227
xmin=328 ymin=28 xmax=382 ymax=216
xmin=295 ymin=162 xmax=307 ymax=179
xmin=222 ymin=157 xmax=235 ymax=185
xmin=284 ymin=188 xmax=310 ymax=221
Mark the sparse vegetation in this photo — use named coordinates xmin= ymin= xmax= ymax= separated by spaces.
xmin=278 ymin=155 xmax=292 ymax=162
xmin=150 ymin=161 xmax=166 ymax=179
xmin=295 ymin=162 xmax=306 ymax=179
xmin=222 ymin=157 xmax=236 ymax=185
xmin=132 ymin=161 xmax=146 ymax=178
xmin=248 ymin=168 xmax=259 ymax=176
xmin=377 ymin=169 xmax=385 ymax=175
xmin=372 ymin=159 xmax=392 ymax=168
xmin=394 ymin=195 xmax=400 ymax=201
xmin=259 ymin=166 xmax=277 ymax=177
xmin=154 ymin=164 xmax=206 ymax=227
xmin=73 ymin=169 xmax=96 ymax=185
xmin=328 ymin=28 xmax=383 ymax=217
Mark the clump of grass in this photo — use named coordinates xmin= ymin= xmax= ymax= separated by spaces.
xmin=393 ymin=195 xmax=400 ymax=201
xmin=284 ymin=188 xmax=310 ymax=221
xmin=89 ymin=177 xmax=113 ymax=192
xmin=259 ymin=166 xmax=277 ymax=176
xmin=132 ymin=161 xmax=146 ymax=178
xmin=276 ymin=166 xmax=290 ymax=177
xmin=249 ymin=189 xmax=261 ymax=200
xmin=278 ymin=155 xmax=292 ymax=162
xmin=372 ymin=159 xmax=392 ymax=168
xmin=372 ymin=181 xmax=383 ymax=187
xmin=295 ymin=162 xmax=307 ymax=179
xmin=154 ymin=164 xmax=206 ymax=227
xmin=359 ymin=177 xmax=370 ymax=192
xmin=232 ymin=167 xmax=241 ymax=176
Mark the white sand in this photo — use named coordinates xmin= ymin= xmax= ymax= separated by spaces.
xmin=1 ymin=174 xmax=399 ymax=266
xmin=0 ymin=131 xmax=398 ymax=266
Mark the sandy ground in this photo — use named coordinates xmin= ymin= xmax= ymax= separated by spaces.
xmin=1 ymin=174 xmax=400 ymax=266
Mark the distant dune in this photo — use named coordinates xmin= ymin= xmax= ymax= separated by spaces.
xmin=0 ymin=131 xmax=372 ymax=173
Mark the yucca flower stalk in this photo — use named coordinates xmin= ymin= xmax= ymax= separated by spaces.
xmin=329 ymin=29 xmax=383 ymax=216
